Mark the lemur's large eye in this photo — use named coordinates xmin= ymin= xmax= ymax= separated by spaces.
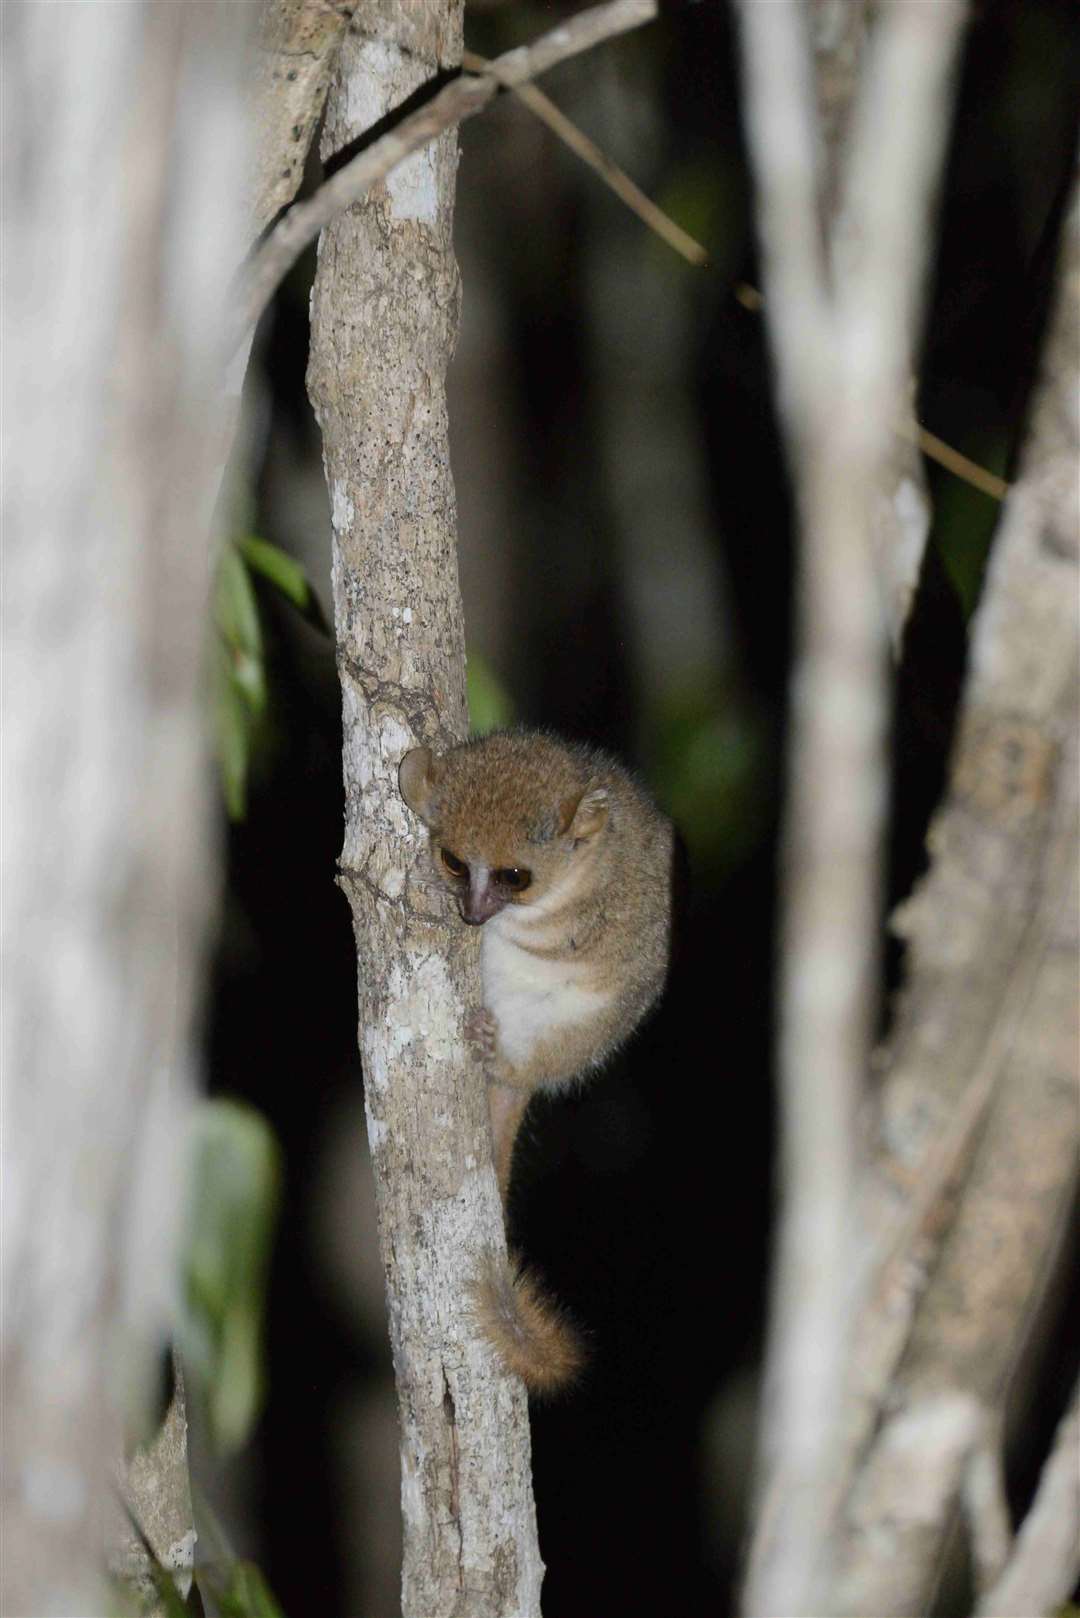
xmin=440 ymin=848 xmax=468 ymax=879
xmin=494 ymin=867 xmax=532 ymax=893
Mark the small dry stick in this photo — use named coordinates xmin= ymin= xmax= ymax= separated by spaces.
xmin=735 ymin=284 xmax=1009 ymax=502
xmin=232 ymin=0 xmax=659 ymax=347
xmin=462 ymin=49 xmax=708 ymax=268
xmin=901 ymin=417 xmax=1010 ymax=501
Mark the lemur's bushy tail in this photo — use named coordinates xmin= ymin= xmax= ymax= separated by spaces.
xmin=472 ymin=1250 xmax=583 ymax=1395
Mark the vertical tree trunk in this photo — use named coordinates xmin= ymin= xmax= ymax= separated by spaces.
xmin=828 ymin=172 xmax=1080 ymax=1618
xmin=1 ymin=3 xmax=246 ymax=1611
xmin=306 ymin=8 xmax=544 ymax=1615
xmin=811 ymin=0 xmax=931 ymax=642
xmin=739 ymin=1 xmax=1077 ymax=1603
xmin=736 ymin=4 xmax=965 ymax=1610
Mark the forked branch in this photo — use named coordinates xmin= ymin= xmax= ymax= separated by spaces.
xmin=233 ymin=0 xmax=659 ymax=347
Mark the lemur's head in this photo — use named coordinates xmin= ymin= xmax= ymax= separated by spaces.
xmin=399 ymin=731 xmax=609 ymax=925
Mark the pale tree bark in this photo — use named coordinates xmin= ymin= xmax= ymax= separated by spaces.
xmin=305 ymin=6 xmax=544 ymax=1616
xmin=736 ymin=5 xmax=966 ymax=1611
xmin=975 ymin=1379 xmax=1080 ymax=1618
xmin=1 ymin=4 xmax=247 ymax=1612
xmin=828 ymin=169 xmax=1080 ymax=1618
xmin=738 ymin=1 xmax=1079 ymax=1610
xmin=811 ymin=0 xmax=932 ymax=645
xmin=247 ymin=0 xmax=357 ymax=241
xmin=219 ymin=0 xmax=357 ymax=537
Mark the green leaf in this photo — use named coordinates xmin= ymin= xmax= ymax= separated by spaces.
xmin=211 ymin=642 xmax=251 ymax=821
xmin=215 ymin=1563 xmax=287 ymax=1618
xmin=228 ymin=646 xmax=268 ymax=716
xmin=467 ymin=651 xmax=515 ymax=734
xmin=238 ymin=535 xmax=332 ymax=636
xmin=147 ymin=1566 xmax=199 ymax=1618
xmin=190 ymin=1505 xmax=287 ymax=1618
xmin=215 ymin=545 xmax=262 ymax=663
xmin=178 ymin=1101 xmax=281 ymax=1455
xmin=647 ymin=679 xmax=768 ymax=878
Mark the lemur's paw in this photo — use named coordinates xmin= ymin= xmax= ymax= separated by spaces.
xmin=465 ymin=1007 xmax=499 ymax=1063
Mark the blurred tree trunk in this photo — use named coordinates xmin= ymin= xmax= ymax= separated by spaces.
xmin=306 ymin=6 xmax=544 ymax=1616
xmin=1 ymin=4 xmax=246 ymax=1610
xmin=739 ymin=1 xmax=1078 ymax=1608
xmin=827 ymin=168 xmax=1079 ymax=1618
xmin=811 ymin=0 xmax=931 ymax=643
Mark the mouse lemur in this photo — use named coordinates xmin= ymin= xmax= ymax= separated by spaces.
xmin=399 ymin=728 xmax=675 ymax=1392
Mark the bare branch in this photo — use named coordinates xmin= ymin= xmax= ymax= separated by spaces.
xmin=735 ymin=5 xmax=966 ymax=1613
xmin=975 ymin=1380 xmax=1080 ymax=1618
xmin=233 ymin=0 xmax=659 ymax=347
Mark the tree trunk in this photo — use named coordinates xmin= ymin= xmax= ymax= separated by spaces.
xmin=738 ymin=0 xmax=1078 ymax=1604
xmin=1 ymin=4 xmax=246 ymax=1609
xmin=305 ymin=7 xmax=544 ymax=1615
xmin=828 ymin=169 xmax=1080 ymax=1618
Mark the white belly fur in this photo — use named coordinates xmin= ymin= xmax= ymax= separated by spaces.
xmin=481 ymin=919 xmax=609 ymax=1074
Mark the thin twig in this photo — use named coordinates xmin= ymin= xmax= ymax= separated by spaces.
xmin=232 ymin=0 xmax=659 ymax=348
xmin=975 ymin=1380 xmax=1080 ymax=1618
xmin=734 ymin=280 xmax=1010 ymax=502
xmin=462 ymin=48 xmax=708 ymax=267
xmin=903 ymin=418 xmax=1010 ymax=501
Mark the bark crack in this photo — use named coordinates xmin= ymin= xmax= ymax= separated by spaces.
xmin=442 ymin=1370 xmax=465 ymax=1591
xmin=336 ymin=652 xmax=455 ymax=746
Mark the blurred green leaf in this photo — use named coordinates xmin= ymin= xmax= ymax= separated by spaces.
xmin=468 ymin=651 xmax=515 ymax=734
xmin=147 ymin=1566 xmax=199 ymax=1618
xmin=238 ymin=535 xmax=331 ymax=636
xmin=213 ymin=1563 xmax=286 ymax=1618
xmin=648 ymin=681 xmax=769 ymax=880
xmin=189 ymin=1495 xmax=287 ymax=1618
xmin=178 ymin=1101 xmax=281 ymax=1456
xmin=211 ymin=642 xmax=252 ymax=822
xmin=215 ymin=545 xmax=262 ymax=665
xmin=210 ymin=542 xmax=276 ymax=820
xmin=650 ymin=154 xmax=743 ymax=280
xmin=181 ymin=1491 xmax=289 ymax=1618
xmin=228 ymin=647 xmax=267 ymax=716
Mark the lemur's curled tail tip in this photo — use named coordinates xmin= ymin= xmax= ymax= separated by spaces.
xmin=471 ymin=1251 xmax=584 ymax=1395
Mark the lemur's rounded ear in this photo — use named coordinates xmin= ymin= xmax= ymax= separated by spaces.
xmin=559 ymin=787 xmax=609 ymax=843
xmin=399 ymin=747 xmax=442 ymax=822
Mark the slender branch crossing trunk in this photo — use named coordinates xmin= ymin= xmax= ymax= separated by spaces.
xmin=306 ymin=7 xmax=544 ymax=1614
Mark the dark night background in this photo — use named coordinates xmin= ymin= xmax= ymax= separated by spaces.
xmin=201 ymin=2 xmax=1079 ymax=1612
